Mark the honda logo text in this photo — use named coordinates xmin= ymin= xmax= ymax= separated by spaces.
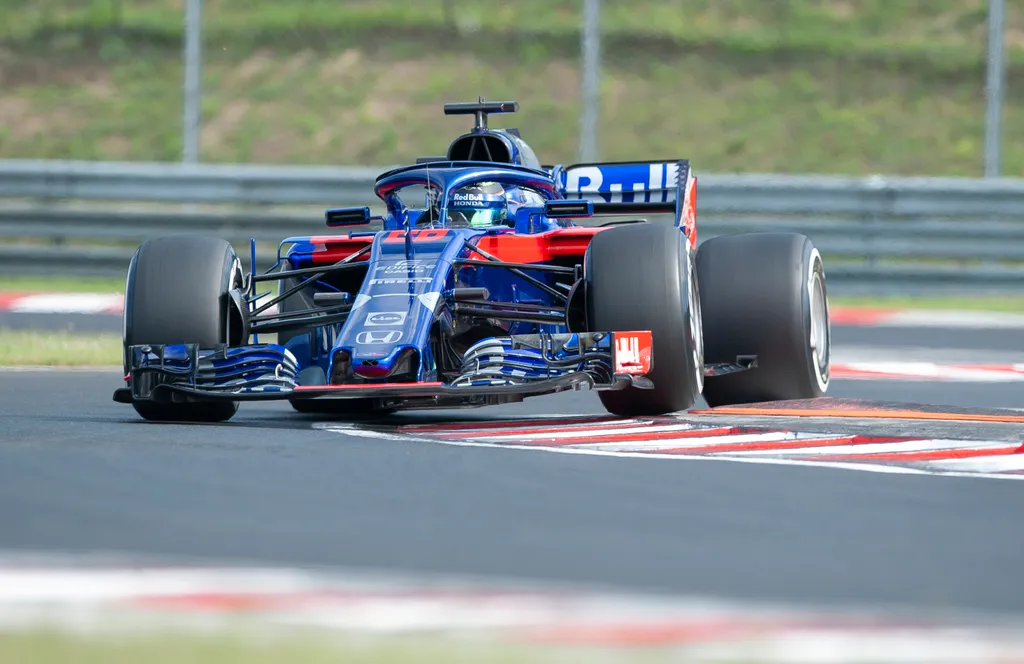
xmin=356 ymin=330 xmax=403 ymax=345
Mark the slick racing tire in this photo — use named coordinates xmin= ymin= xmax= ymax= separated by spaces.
xmin=585 ymin=223 xmax=704 ymax=416
xmin=696 ymin=232 xmax=830 ymax=407
xmin=123 ymin=235 xmax=244 ymax=423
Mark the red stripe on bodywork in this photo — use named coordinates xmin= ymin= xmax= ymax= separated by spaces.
xmin=294 ymin=382 xmax=444 ymax=391
xmin=471 ymin=227 xmax=604 ymax=263
xmin=305 ymin=227 xmax=605 ymax=265
xmin=681 ymin=173 xmax=697 ymax=250
xmin=306 ymin=236 xmax=374 ymax=265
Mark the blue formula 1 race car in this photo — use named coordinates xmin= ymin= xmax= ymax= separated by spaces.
xmin=114 ymin=99 xmax=831 ymax=422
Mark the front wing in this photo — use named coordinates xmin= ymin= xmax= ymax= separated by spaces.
xmin=113 ymin=331 xmax=658 ymax=410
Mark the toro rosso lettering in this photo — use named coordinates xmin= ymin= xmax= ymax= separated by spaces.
xmin=382 ymin=229 xmax=453 ymax=243
xmin=378 ymin=260 xmax=435 ymax=274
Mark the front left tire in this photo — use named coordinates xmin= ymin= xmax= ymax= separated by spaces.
xmin=123 ymin=235 xmax=244 ymax=422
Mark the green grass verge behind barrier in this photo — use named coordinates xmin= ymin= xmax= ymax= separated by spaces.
xmin=3 ymin=0 xmax=1024 ymax=175
xmin=0 ymin=275 xmax=126 ymax=294
xmin=0 ymin=329 xmax=122 ymax=367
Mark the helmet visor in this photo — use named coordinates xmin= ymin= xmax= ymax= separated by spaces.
xmin=466 ymin=209 xmax=503 ymax=227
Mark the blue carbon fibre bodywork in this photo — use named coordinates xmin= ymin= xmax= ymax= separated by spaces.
xmin=373 ymin=163 xmax=563 ymax=233
xmin=279 ymin=225 xmax=574 ymax=386
xmin=126 ymin=343 xmax=298 ymax=400
xmin=263 ymin=160 xmax=690 ymax=390
xmin=553 ymin=161 xmax=687 ymax=206
xmin=118 ymin=151 xmax=695 ymax=410
xmin=454 ymin=332 xmax=615 ymax=387
xmin=328 ymin=227 xmax=469 ymax=383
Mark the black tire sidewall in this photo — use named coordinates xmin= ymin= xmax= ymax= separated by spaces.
xmin=123 ymin=235 xmax=243 ymax=422
xmin=697 ymin=232 xmax=830 ymax=406
xmin=585 ymin=223 xmax=702 ymax=415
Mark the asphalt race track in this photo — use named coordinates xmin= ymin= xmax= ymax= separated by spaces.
xmin=2 ymin=313 xmax=1024 ymax=618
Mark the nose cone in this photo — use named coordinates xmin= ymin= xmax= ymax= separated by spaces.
xmin=351 ymin=343 xmax=419 ymax=380
xmin=348 ymin=306 xmax=413 ymax=377
xmin=341 ymin=297 xmax=436 ymax=383
xmin=331 ymin=226 xmax=469 ymax=384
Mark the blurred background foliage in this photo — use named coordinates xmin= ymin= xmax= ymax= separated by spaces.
xmin=1 ymin=0 xmax=1021 ymax=175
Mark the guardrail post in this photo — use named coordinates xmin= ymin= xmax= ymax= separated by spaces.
xmin=182 ymin=0 xmax=203 ymax=164
xmin=862 ymin=175 xmax=888 ymax=273
xmin=984 ymin=0 xmax=1006 ymax=178
xmin=579 ymin=0 xmax=601 ymax=162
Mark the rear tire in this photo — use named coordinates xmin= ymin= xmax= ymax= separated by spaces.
xmin=123 ymin=235 xmax=244 ymax=423
xmin=585 ymin=223 xmax=703 ymax=416
xmin=696 ymin=232 xmax=830 ymax=407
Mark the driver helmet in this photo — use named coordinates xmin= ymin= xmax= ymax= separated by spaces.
xmin=448 ymin=182 xmax=509 ymax=228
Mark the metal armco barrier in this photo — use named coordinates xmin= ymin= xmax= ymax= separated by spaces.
xmin=2 ymin=159 xmax=1024 ymax=294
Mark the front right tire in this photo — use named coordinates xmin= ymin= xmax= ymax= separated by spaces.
xmin=584 ymin=223 xmax=704 ymax=416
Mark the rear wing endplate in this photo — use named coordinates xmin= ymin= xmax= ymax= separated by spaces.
xmin=550 ymin=159 xmax=697 ymax=243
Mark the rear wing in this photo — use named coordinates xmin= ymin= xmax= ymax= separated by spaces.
xmin=549 ymin=160 xmax=697 ymax=241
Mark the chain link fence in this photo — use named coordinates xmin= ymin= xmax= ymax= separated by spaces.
xmin=1 ymin=0 xmax=1018 ymax=176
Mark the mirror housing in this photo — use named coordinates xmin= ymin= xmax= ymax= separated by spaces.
xmin=545 ymin=199 xmax=594 ymax=219
xmin=325 ymin=206 xmax=372 ymax=227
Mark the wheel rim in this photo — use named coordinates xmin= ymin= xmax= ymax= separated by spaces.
xmin=687 ymin=250 xmax=704 ymax=393
xmin=807 ymin=257 xmax=830 ymax=391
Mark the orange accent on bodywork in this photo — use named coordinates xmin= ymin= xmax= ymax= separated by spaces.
xmin=682 ymin=174 xmax=697 ymax=250
xmin=472 ymin=227 xmax=605 ymax=263
xmin=294 ymin=382 xmax=444 ymax=391
xmin=306 ymin=235 xmax=374 ymax=264
xmin=613 ymin=330 xmax=653 ymax=375
xmin=305 ymin=227 xmax=606 ymax=266
xmin=381 ymin=229 xmax=453 ymax=243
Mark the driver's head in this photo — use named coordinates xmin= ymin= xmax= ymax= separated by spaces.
xmin=448 ymin=182 xmax=509 ymax=228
